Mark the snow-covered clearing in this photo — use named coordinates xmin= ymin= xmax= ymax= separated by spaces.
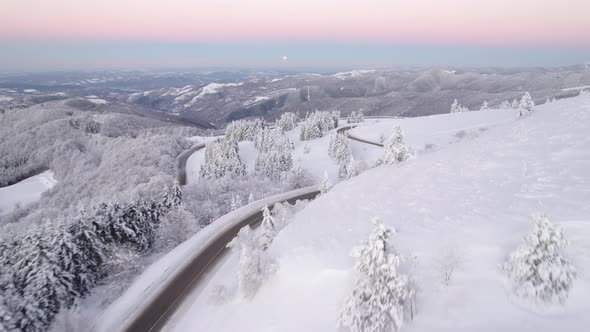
xmin=333 ymin=69 xmax=376 ymax=79
xmin=351 ymin=108 xmax=518 ymax=154
xmin=168 ymin=95 xmax=590 ymax=331
xmin=0 ymin=96 xmax=13 ymax=102
xmin=196 ymin=82 xmax=242 ymax=99
xmin=243 ymin=96 xmax=270 ymax=106
xmin=86 ymin=97 xmax=108 ymax=104
xmin=0 ymin=170 xmax=57 ymax=216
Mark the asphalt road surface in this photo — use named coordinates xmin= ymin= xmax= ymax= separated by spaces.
xmin=121 ymin=189 xmax=320 ymax=332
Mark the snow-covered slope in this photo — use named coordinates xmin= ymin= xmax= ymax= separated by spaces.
xmin=169 ymin=95 xmax=590 ymax=331
xmin=0 ymin=171 xmax=57 ymax=216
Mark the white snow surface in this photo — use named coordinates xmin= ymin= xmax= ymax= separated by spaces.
xmin=243 ymin=96 xmax=270 ymax=106
xmin=196 ymin=82 xmax=242 ymax=99
xmin=86 ymin=98 xmax=108 ymax=105
xmin=168 ymin=95 xmax=590 ymax=331
xmin=351 ymin=109 xmax=518 ymax=154
xmin=561 ymin=85 xmax=590 ymax=92
xmin=0 ymin=96 xmax=13 ymax=102
xmin=333 ymin=69 xmax=376 ymax=79
xmin=0 ymin=171 xmax=57 ymax=216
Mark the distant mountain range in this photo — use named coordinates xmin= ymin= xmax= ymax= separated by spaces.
xmin=2 ymin=66 xmax=590 ymax=128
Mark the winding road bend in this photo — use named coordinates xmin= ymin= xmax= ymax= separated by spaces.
xmin=337 ymin=124 xmax=384 ymax=147
xmin=120 ymin=189 xmax=320 ymax=332
xmin=119 ymin=123 xmax=382 ymax=332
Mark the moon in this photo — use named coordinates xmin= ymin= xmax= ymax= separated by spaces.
xmin=282 ymin=55 xmax=288 ymax=61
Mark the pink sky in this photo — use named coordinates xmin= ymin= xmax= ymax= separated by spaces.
xmin=2 ymin=0 xmax=590 ymax=45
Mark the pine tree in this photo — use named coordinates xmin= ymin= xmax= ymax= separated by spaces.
xmin=503 ymin=214 xmax=576 ymax=304
xmin=319 ymin=171 xmax=332 ymax=194
xmin=276 ymin=112 xmax=297 ymax=132
xmin=450 ymin=99 xmax=462 ymax=113
xmin=511 ymin=99 xmax=519 ymax=109
xmin=170 ymin=182 xmax=182 ymax=209
xmin=200 ymin=140 xmax=246 ymax=178
xmin=339 ymin=217 xmax=414 ymax=332
xmin=500 ymin=100 xmax=511 ymax=109
xmin=248 ymin=193 xmax=255 ymax=204
xmin=343 ymin=156 xmax=360 ymax=180
xmin=227 ymin=226 xmax=273 ymax=299
xmin=329 ymin=132 xmax=352 ymax=164
xmin=480 ymin=100 xmax=489 ymax=111
xmin=258 ymin=206 xmax=275 ymax=250
xmin=231 ymin=194 xmax=243 ymax=211
xmin=518 ymin=91 xmax=535 ymax=117
xmin=376 ymin=126 xmax=410 ymax=166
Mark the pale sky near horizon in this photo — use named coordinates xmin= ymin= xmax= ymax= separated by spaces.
xmin=2 ymin=0 xmax=590 ymax=70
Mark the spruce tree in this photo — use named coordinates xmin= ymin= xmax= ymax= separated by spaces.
xmin=518 ymin=91 xmax=535 ymax=117
xmin=503 ymin=214 xmax=576 ymax=304
xmin=319 ymin=171 xmax=332 ymax=194
xmin=339 ymin=217 xmax=414 ymax=332
xmin=376 ymin=126 xmax=410 ymax=166
xmin=480 ymin=100 xmax=489 ymax=111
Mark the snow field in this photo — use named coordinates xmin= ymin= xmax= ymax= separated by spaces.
xmin=0 ymin=170 xmax=57 ymax=216
xmin=171 ymin=95 xmax=590 ymax=331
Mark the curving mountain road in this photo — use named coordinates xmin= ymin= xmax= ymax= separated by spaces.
xmin=337 ymin=124 xmax=384 ymax=147
xmin=176 ymin=143 xmax=207 ymax=185
xmin=118 ymin=124 xmax=381 ymax=332
xmin=119 ymin=188 xmax=320 ymax=332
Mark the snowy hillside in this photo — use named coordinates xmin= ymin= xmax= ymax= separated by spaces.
xmin=0 ymin=170 xmax=57 ymax=216
xmin=166 ymin=95 xmax=590 ymax=331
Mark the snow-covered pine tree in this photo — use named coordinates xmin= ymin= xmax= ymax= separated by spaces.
xmin=199 ymin=140 xmax=246 ymax=178
xmin=339 ymin=217 xmax=414 ymax=332
xmin=500 ymin=100 xmax=511 ymax=109
xmin=161 ymin=182 xmax=182 ymax=213
xmin=319 ymin=171 xmax=332 ymax=194
xmin=0 ymin=286 xmax=17 ymax=332
xmin=276 ymin=112 xmax=297 ymax=132
xmin=227 ymin=225 xmax=273 ymax=299
xmin=376 ymin=126 xmax=410 ymax=166
xmin=511 ymin=99 xmax=519 ymax=109
xmin=255 ymin=148 xmax=293 ymax=181
xmin=344 ymin=156 xmax=360 ymax=180
xmin=450 ymin=99 xmax=462 ymax=113
xmin=225 ymin=118 xmax=263 ymax=142
xmin=258 ymin=206 xmax=276 ymax=250
xmin=545 ymin=97 xmax=551 ymax=104
xmin=503 ymin=214 xmax=576 ymax=304
xmin=248 ymin=193 xmax=255 ymax=204
xmin=480 ymin=101 xmax=489 ymax=111
xmin=329 ymin=132 xmax=352 ymax=164
xmin=518 ymin=91 xmax=535 ymax=117
xmin=358 ymin=110 xmax=365 ymax=123
xmin=67 ymin=214 xmax=106 ymax=296
xmin=230 ymin=194 xmax=243 ymax=211
xmin=255 ymin=129 xmax=294 ymax=181
xmin=170 ymin=182 xmax=182 ymax=208
xmin=300 ymin=111 xmax=339 ymax=141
